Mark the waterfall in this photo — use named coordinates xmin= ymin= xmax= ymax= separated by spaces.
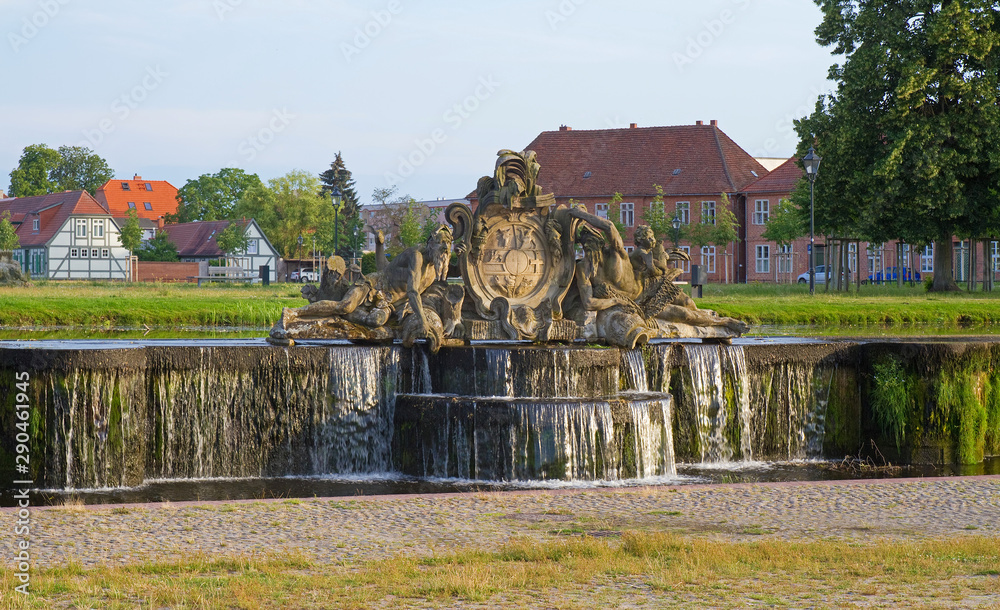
xmin=751 ymin=360 xmax=834 ymax=460
xmin=622 ymin=349 xmax=649 ymax=392
xmin=484 ymin=348 xmax=513 ymax=396
xmin=627 ymin=398 xmax=674 ymax=478
xmin=683 ymin=344 xmax=752 ymax=463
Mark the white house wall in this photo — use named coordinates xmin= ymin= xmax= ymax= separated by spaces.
xmin=238 ymin=221 xmax=279 ymax=282
xmin=47 ymin=215 xmax=129 ymax=280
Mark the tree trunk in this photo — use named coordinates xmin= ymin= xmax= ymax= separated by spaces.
xmin=930 ymin=236 xmax=960 ymax=291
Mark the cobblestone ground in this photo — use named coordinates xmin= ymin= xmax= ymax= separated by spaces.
xmin=4 ymin=476 xmax=999 ymax=608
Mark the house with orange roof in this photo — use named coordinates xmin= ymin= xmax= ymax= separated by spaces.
xmin=468 ymin=121 xmax=767 ymax=283
xmin=95 ymin=175 xmax=179 ymax=242
xmin=0 ymin=191 xmax=130 ymax=279
xmin=160 ymin=219 xmax=279 ymax=283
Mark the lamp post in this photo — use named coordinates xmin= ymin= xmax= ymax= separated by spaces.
xmin=297 ymin=234 xmax=304 ymax=279
xmin=802 ymin=146 xmax=822 ymax=295
xmin=330 ymin=185 xmax=342 ymax=257
xmin=671 ymin=213 xmax=682 ymax=250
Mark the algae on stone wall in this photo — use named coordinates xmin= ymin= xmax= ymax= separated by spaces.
xmin=870 ymin=356 xmax=910 ymax=452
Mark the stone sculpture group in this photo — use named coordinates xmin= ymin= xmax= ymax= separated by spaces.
xmin=270 ymin=150 xmax=748 ymax=351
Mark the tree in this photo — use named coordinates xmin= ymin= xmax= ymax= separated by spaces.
xmin=137 ymin=231 xmax=179 ymax=262
xmin=171 ymin=168 xmax=263 ymax=223
xmin=366 ymin=187 xmax=430 ymax=254
xmin=319 ymin=152 xmax=361 ymax=217
xmin=795 ymin=0 xmax=1000 ymax=292
xmin=216 ymin=221 xmax=249 ymax=258
xmin=118 ymin=208 xmax=143 ymax=254
xmin=0 ymin=211 xmax=20 ymax=250
xmin=397 ymin=198 xmax=428 ymax=251
xmin=8 ymin=144 xmax=60 ymax=197
xmin=50 ymin=146 xmax=114 ymax=195
xmin=640 ymin=184 xmax=677 ymax=245
xmin=234 ymin=170 xmax=333 ymax=257
xmin=762 ymin=198 xmax=805 ymax=248
xmin=711 ymin=193 xmax=741 ymax=283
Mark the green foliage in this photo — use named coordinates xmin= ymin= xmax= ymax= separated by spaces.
xmin=938 ymin=372 xmax=988 ymax=465
xmin=216 ymin=222 xmax=249 ymax=256
xmin=318 ymin=152 xmax=361 ymax=218
xmin=8 ymin=144 xmax=61 ymax=196
xmin=712 ymin=193 xmax=740 ymax=247
xmin=762 ymin=198 xmax=805 ymax=247
xmin=870 ymin=357 xmax=910 ymax=451
xmin=118 ymin=208 xmax=143 ymax=254
xmin=171 ymin=168 xmax=263 ymax=223
xmin=797 ymin=0 xmax=1000 ymax=291
xmin=640 ymin=184 xmax=676 ymax=244
xmin=0 ymin=210 xmax=20 ymax=250
xmin=137 ymin=231 xmax=179 ymax=262
xmin=361 ymin=251 xmax=377 ymax=275
xmin=398 ymin=198 xmax=427 ymax=251
xmin=49 ymin=145 xmax=115 ymax=195
xmin=607 ymin=192 xmax=628 ymax=237
xmin=234 ymin=170 xmax=333 ymax=258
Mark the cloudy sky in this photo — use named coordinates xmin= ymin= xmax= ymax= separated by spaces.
xmin=2 ymin=0 xmax=834 ymax=203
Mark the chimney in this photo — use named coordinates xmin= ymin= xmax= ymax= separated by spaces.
xmin=559 ymin=125 xmax=572 ymax=131
xmin=710 ymin=120 xmax=718 ymax=126
xmin=695 ymin=120 xmax=703 ymax=126
xmin=157 ymin=217 xmax=165 ymax=230
xmin=134 ymin=174 xmax=142 ymax=180
xmin=629 ymin=123 xmax=638 ymax=129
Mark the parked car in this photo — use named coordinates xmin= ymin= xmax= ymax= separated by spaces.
xmin=289 ymin=270 xmax=319 ymax=283
xmin=796 ymin=265 xmax=827 ymax=284
xmin=864 ymin=267 xmax=920 ymax=284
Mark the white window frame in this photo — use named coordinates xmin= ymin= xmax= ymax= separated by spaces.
xmin=70 ymin=248 xmax=79 ymax=258
xmin=76 ymin=219 xmax=87 ymax=237
xmin=848 ymin=243 xmax=857 ymax=273
xmin=91 ymin=248 xmax=99 ymax=258
xmin=625 ymin=246 xmax=633 ymax=254
xmin=247 ymin=239 xmax=259 ymax=255
xmin=101 ymin=248 xmax=109 ymax=258
xmin=701 ymin=245 xmax=716 ymax=273
xmin=620 ymin=202 xmax=634 ymax=228
xmin=921 ymin=244 xmax=934 ymax=273
xmin=679 ymin=246 xmax=690 ymax=273
xmin=753 ymin=199 xmax=769 ymax=225
xmin=778 ymin=244 xmax=793 ymax=274
xmin=93 ymin=219 xmax=105 ymax=238
xmin=32 ymin=218 xmax=39 ymax=231
xmin=755 ymin=244 xmax=770 ymax=274
xmin=595 ymin=203 xmax=608 ymax=220
xmin=675 ymin=201 xmax=690 ymax=225
xmin=992 ymin=241 xmax=999 ymax=272
xmin=701 ymin=200 xmax=716 ymax=225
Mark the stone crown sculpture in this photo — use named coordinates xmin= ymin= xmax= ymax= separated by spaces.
xmin=269 ymin=150 xmax=748 ymax=350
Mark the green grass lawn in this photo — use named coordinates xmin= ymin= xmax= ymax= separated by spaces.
xmin=0 ymin=279 xmax=998 ymax=332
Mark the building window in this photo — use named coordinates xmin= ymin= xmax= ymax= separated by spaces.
xmin=992 ymin=241 xmax=999 ymax=272
xmin=128 ymin=201 xmax=136 ymax=209
xmin=679 ymin=246 xmax=690 ymax=273
xmin=753 ymin=200 xmax=769 ymax=225
xmin=145 ymin=183 xmax=153 ymax=191
xmin=848 ymin=243 xmax=857 ymax=273
xmin=676 ymin=201 xmax=690 ymax=224
xmin=595 ymin=203 xmax=608 ymax=220
xmin=701 ymin=201 xmax=716 ymax=225
xmin=778 ymin=244 xmax=793 ymax=274
xmin=755 ymin=245 xmax=770 ymax=273
xmin=620 ymin=202 xmax=634 ymax=227
xmin=143 ymin=229 xmax=155 ymax=241
xmin=76 ymin=219 xmax=87 ymax=237
xmin=71 ymin=248 xmax=79 ymax=258
xmin=625 ymin=246 xmax=633 ymax=254
xmin=247 ymin=239 xmax=258 ymax=255
xmin=921 ymin=245 xmax=934 ymax=273
xmin=121 ymin=182 xmax=130 ymax=190
xmin=144 ymin=202 xmax=153 ymax=211
xmin=32 ymin=218 xmax=39 ymax=231
xmin=93 ymin=220 xmax=104 ymax=238
xmin=701 ymin=246 xmax=716 ymax=273
xmin=101 ymin=248 xmax=109 ymax=258
xmin=91 ymin=248 xmax=99 ymax=258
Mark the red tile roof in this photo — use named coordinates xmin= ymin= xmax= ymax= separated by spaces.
xmin=161 ymin=220 xmax=247 ymax=258
xmin=0 ymin=191 xmax=113 ymax=248
xmin=95 ymin=175 xmax=179 ymax=220
xmin=481 ymin=124 xmax=768 ymax=199
xmin=742 ymin=157 xmax=801 ymax=194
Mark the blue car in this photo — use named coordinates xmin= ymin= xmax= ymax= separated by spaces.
xmin=865 ymin=267 xmax=920 ymax=284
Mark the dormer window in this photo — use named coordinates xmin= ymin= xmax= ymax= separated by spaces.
xmin=145 ymin=183 xmax=153 ymax=191
xmin=128 ymin=202 xmax=136 ymax=208
xmin=144 ymin=202 xmax=153 ymax=211
xmin=121 ymin=182 xmax=130 ymax=190
xmin=32 ymin=218 xmax=39 ymax=231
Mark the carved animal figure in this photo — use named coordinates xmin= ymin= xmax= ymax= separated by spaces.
xmin=398 ymin=281 xmax=466 ymax=353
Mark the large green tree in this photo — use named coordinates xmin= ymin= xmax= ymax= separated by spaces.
xmin=216 ymin=221 xmax=250 ymax=257
xmin=234 ymin=170 xmax=334 ymax=257
xmin=795 ymin=0 xmax=1000 ymax=291
xmin=8 ymin=144 xmax=61 ymax=197
xmin=50 ymin=146 xmax=115 ymax=195
xmin=171 ymin=168 xmax=263 ymax=223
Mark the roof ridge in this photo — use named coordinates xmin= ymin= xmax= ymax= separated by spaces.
xmin=712 ymin=126 xmax=736 ymax=192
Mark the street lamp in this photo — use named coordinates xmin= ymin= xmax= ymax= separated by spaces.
xmin=330 ymin=185 xmax=343 ymax=257
xmin=802 ymin=146 xmax=822 ymax=295
xmin=297 ymin=234 xmax=304 ymax=279
xmin=671 ymin=213 xmax=682 ymax=250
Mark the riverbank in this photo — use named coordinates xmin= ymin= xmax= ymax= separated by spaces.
xmin=3 ymin=477 xmax=998 ymax=608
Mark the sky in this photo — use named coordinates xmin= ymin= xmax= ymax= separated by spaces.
xmin=1 ymin=0 xmax=836 ymax=204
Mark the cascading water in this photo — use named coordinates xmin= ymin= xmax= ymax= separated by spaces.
xmin=484 ymin=349 xmax=513 ymax=396
xmin=751 ymin=360 xmax=834 ymax=460
xmin=622 ymin=349 xmax=649 ymax=392
xmin=684 ymin=344 xmax=738 ymax=462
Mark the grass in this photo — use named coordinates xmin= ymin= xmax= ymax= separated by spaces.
xmin=0 ymin=281 xmax=304 ymax=328
xmin=2 ymin=533 xmax=997 ymax=608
